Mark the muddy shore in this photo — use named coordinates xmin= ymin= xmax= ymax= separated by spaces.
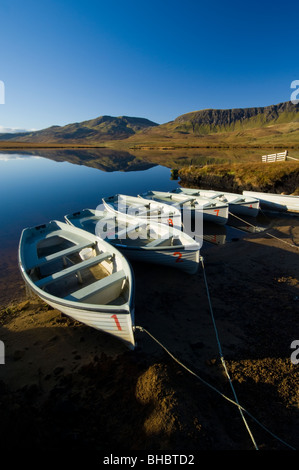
xmin=0 ymin=213 xmax=298 ymax=453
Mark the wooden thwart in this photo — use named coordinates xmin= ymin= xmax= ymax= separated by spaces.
xmin=36 ymin=251 xmax=112 ymax=288
xmin=65 ymin=269 xmax=126 ymax=302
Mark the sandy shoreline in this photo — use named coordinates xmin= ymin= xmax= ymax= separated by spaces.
xmin=0 ymin=213 xmax=298 ymax=451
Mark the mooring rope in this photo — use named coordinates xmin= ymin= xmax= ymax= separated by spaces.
xmin=200 ymin=256 xmax=259 ymax=449
xmin=134 ymin=255 xmax=297 ymax=451
xmin=135 ymin=325 xmax=296 ymax=450
xmin=133 ymin=206 xmax=298 ymax=449
xmin=228 ymin=211 xmax=299 ymax=249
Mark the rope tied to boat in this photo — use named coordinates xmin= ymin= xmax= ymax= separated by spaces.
xmin=135 ymin=325 xmax=296 ymax=451
xmin=228 ymin=211 xmax=299 ymax=250
xmin=200 ymin=257 xmax=259 ymax=450
xmin=134 ymin=256 xmax=297 ymax=451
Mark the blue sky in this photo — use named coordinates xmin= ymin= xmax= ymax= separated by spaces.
xmin=0 ymin=0 xmax=298 ymax=131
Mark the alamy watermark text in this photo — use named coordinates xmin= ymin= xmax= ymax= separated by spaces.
xmin=0 ymin=340 xmax=4 ymax=364
xmin=290 ymin=80 xmax=299 ymax=104
xmin=290 ymin=340 xmax=299 ymax=365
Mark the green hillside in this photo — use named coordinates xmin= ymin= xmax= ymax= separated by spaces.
xmin=162 ymin=101 xmax=299 ymax=135
xmin=125 ymin=102 xmax=299 ymax=150
xmin=0 ymin=115 xmax=158 ymax=143
xmin=1 ymin=101 xmax=299 ymax=149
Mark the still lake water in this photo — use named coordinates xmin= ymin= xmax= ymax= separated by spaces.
xmin=0 ymin=153 xmax=179 ymax=248
xmin=0 ymin=150 xmax=270 ymax=304
xmin=0 ymin=151 xmax=181 ymax=303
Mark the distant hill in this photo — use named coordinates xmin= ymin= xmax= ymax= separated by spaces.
xmin=156 ymin=101 xmax=299 ymax=135
xmin=1 ymin=101 xmax=299 ymax=147
xmin=0 ymin=115 xmax=158 ymax=143
xmin=124 ymin=101 xmax=299 ymax=150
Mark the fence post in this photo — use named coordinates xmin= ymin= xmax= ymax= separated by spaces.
xmin=262 ymin=150 xmax=289 ymax=162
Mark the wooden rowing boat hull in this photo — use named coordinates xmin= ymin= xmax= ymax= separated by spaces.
xmin=243 ymin=191 xmax=299 ymax=212
xmin=173 ymin=188 xmax=260 ymax=217
xmin=102 ymin=194 xmax=182 ymax=228
xmin=140 ymin=190 xmax=229 ymax=225
xmin=18 ymin=220 xmax=135 ymax=349
xmin=65 ymin=209 xmax=200 ymax=274
xmin=113 ymin=245 xmax=200 ymax=274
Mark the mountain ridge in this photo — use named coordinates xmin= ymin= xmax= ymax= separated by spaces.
xmin=0 ymin=101 xmax=299 ymax=145
xmin=0 ymin=115 xmax=158 ymax=143
xmin=162 ymin=101 xmax=299 ymax=134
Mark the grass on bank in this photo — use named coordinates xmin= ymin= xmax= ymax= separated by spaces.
xmin=178 ymin=161 xmax=299 ymax=194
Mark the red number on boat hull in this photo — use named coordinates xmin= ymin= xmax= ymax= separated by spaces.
xmin=174 ymin=251 xmax=183 ymax=263
xmin=111 ymin=314 xmax=122 ymax=330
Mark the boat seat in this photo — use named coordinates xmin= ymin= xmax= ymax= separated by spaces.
xmin=64 ymin=269 xmax=127 ymax=302
xmin=29 ymin=241 xmax=96 ymax=270
xmin=201 ymin=200 xmax=216 ymax=208
xmin=43 ymin=230 xmax=89 ymax=245
xmin=175 ymin=197 xmax=196 ymax=205
xmin=117 ymin=221 xmax=147 ymax=238
xmin=35 ymin=251 xmax=112 ymax=288
xmin=230 ymin=197 xmax=245 ymax=203
xmin=152 ymin=195 xmax=173 ymax=203
xmin=146 ymin=236 xmax=173 ymax=247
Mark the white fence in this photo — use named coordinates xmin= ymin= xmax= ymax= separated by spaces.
xmin=262 ymin=150 xmax=288 ymax=162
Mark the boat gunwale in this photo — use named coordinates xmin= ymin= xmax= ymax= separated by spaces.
xmin=19 ymin=280 xmax=133 ymax=314
xmin=18 ymin=221 xmax=134 ymax=314
xmin=65 ymin=208 xmax=200 ymax=252
xmin=139 ymin=190 xmax=229 ymax=210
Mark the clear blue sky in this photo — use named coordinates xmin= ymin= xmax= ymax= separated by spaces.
xmin=0 ymin=0 xmax=299 ymax=131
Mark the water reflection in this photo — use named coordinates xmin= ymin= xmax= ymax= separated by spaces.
xmin=199 ymin=211 xmax=273 ymax=247
xmin=0 ymin=153 xmax=43 ymax=161
xmin=0 ymin=151 xmax=179 ymax=304
xmin=227 ymin=211 xmax=271 ymax=234
xmin=0 ymin=148 xmax=274 ymax=250
xmin=0 ymin=145 xmax=277 ymax=173
xmin=0 ymin=153 xmax=179 ymax=246
xmin=201 ymin=222 xmax=227 ymax=245
xmin=1 ymin=148 xmax=156 ymax=172
xmin=0 ymin=148 xmax=277 ymax=305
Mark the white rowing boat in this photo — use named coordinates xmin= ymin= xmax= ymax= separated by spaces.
xmin=102 ymin=194 xmax=182 ymax=229
xmin=65 ymin=209 xmax=200 ymax=274
xmin=172 ymin=188 xmax=260 ymax=217
xmin=242 ymin=191 xmax=299 ymax=213
xmin=139 ymin=190 xmax=229 ymax=225
xmin=18 ymin=220 xmax=135 ymax=349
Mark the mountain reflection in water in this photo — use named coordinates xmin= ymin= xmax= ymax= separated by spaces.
xmin=0 ymin=148 xmax=275 ymax=304
xmin=3 ymin=148 xmax=156 ymax=172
